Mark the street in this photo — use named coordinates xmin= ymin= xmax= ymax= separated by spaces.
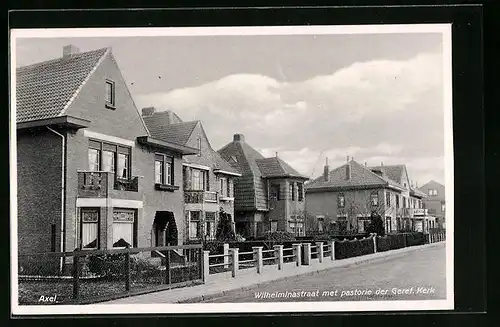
xmin=200 ymin=243 xmax=447 ymax=302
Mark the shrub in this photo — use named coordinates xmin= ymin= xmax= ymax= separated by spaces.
xmin=263 ymin=231 xmax=296 ymax=243
xmin=86 ymin=254 xmax=126 ymax=279
xmin=215 ymin=209 xmax=236 ymax=242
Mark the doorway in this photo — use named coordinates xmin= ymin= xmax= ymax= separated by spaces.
xmin=153 ymin=211 xmax=178 ymax=246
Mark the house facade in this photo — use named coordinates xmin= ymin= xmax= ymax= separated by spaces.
xmin=218 ymin=134 xmax=309 ymax=238
xmin=142 ymin=108 xmax=241 ymax=243
xmin=305 ymin=158 xmax=432 ymax=234
xmin=418 ymin=180 xmax=446 ymax=228
xmin=16 ymin=46 xmax=199 ymax=255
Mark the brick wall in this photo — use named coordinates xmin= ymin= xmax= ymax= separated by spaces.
xmin=17 ymin=129 xmax=62 ymax=254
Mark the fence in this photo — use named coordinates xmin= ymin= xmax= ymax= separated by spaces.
xmin=18 ymin=244 xmax=203 ymax=305
xmin=204 ymin=231 xmax=444 ymax=279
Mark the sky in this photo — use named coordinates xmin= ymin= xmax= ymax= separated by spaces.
xmin=15 ymin=31 xmax=446 ymax=186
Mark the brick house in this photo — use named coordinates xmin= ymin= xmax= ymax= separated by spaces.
xmin=418 ymin=180 xmax=446 ymax=228
xmin=141 ymin=108 xmax=241 ymax=243
xmin=16 ymin=45 xmax=200 ymax=256
xmin=305 ymin=158 xmax=431 ymax=234
xmin=217 ymin=134 xmax=309 ymax=238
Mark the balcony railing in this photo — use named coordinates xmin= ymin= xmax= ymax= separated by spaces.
xmin=184 ymin=190 xmax=218 ymax=204
xmin=397 ymin=208 xmax=429 ymax=218
xmin=78 ymin=171 xmax=139 ymax=197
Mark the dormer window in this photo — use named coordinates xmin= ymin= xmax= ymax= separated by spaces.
xmin=105 ymin=80 xmax=115 ymax=108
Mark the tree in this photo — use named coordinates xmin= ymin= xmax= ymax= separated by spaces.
xmin=215 ymin=207 xmax=236 ymax=242
xmin=365 ymin=211 xmax=385 ymax=236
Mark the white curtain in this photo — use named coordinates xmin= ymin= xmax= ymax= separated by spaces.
xmin=113 ymin=222 xmax=133 ymax=247
xmin=82 ymin=222 xmax=98 ymax=248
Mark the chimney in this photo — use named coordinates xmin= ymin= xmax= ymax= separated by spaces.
xmin=233 ymin=134 xmax=245 ymax=142
xmin=381 ymin=161 xmax=384 ymax=167
xmin=345 ymin=162 xmax=351 ymax=180
xmin=141 ymin=107 xmax=156 ymax=117
xmin=275 ymin=152 xmax=278 ymax=158
xmin=324 ymin=157 xmax=329 ymax=182
xmin=63 ymin=44 xmax=80 ymax=57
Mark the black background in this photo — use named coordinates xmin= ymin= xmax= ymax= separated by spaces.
xmin=6 ymin=2 xmax=495 ymax=326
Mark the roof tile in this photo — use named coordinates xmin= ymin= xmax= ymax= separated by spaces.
xmin=16 ymin=48 xmax=109 ymax=123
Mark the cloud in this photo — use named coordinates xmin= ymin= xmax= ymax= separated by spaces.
xmin=135 ymin=51 xmax=445 ymax=184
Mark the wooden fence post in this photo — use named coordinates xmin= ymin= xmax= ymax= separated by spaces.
xmin=124 ymin=252 xmax=130 ymax=292
xmin=303 ymin=243 xmax=311 ymax=265
xmin=274 ymin=245 xmax=283 ymax=270
xmin=253 ymin=246 xmax=263 ymax=274
xmin=293 ymin=243 xmax=302 ymax=267
xmin=230 ymin=248 xmax=239 ymax=277
xmin=72 ymin=253 xmax=80 ymax=301
xmin=373 ymin=235 xmax=377 ymax=253
xmin=330 ymin=240 xmax=336 ymax=260
xmin=316 ymin=242 xmax=324 ymax=263
xmin=165 ymin=249 xmax=171 ymax=284
xmin=202 ymin=250 xmax=210 ymax=283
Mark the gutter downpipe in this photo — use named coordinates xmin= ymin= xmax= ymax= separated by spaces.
xmin=47 ymin=126 xmax=66 ymax=272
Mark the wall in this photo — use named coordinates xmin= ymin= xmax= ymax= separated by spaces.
xmin=17 ymin=129 xmax=62 ymax=254
xmin=305 ymin=187 xmax=391 ymax=232
xmin=63 ymin=52 xmax=185 ymax=250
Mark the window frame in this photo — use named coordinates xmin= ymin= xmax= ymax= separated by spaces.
xmin=188 ymin=211 xmax=201 ymax=240
xmin=371 ymin=192 xmax=379 ymax=206
xmin=338 ymin=193 xmax=345 ymax=208
xmin=155 ymin=153 xmax=174 ymax=186
xmin=386 ymin=191 xmax=391 ymax=206
xmin=289 ymin=182 xmax=296 ymax=201
xmin=112 ymin=208 xmax=137 ymax=248
xmin=80 ymin=207 xmax=100 ymax=250
xmin=88 ymin=139 xmax=131 ymax=179
xmin=105 ymin=79 xmax=116 ymax=108
xmin=297 ymin=182 xmax=304 ymax=202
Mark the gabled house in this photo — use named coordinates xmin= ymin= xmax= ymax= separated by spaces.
xmin=418 ymin=180 xmax=446 ymax=228
xmin=218 ymin=134 xmax=309 ymax=238
xmin=142 ymin=108 xmax=241 ymax=243
xmin=305 ymin=158 xmax=432 ymax=234
xmin=16 ymin=45 xmax=199 ymax=257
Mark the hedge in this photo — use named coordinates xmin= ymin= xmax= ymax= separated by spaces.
xmin=334 ymin=237 xmax=375 ymax=259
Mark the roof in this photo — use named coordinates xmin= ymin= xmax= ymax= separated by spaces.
xmin=410 ymin=187 xmax=427 ymax=198
xmin=368 ymin=165 xmax=405 ymax=185
xmin=141 ymin=110 xmax=183 ymax=136
xmin=218 ymin=138 xmax=266 ymax=178
xmin=16 ymin=48 xmax=109 ymax=123
xmin=142 ymin=112 xmax=239 ymax=175
xmin=306 ymin=160 xmax=395 ymax=191
xmin=148 ymin=121 xmax=199 ymax=146
xmin=256 ymin=157 xmax=308 ymax=179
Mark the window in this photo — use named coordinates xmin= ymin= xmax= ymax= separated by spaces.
xmin=289 ymin=182 xmax=295 ymax=201
xmin=88 ymin=148 xmax=100 ymax=171
xmin=338 ymin=193 xmax=345 ymax=208
xmin=386 ymin=192 xmax=391 ymax=206
xmin=155 ymin=154 xmax=174 ymax=185
xmin=81 ymin=208 xmax=99 ymax=249
xmin=205 ymin=212 xmax=216 ymax=240
xmin=88 ymin=140 xmax=131 ymax=178
xmin=441 ymin=202 xmax=446 ymax=212
xmin=117 ymin=153 xmax=129 ymax=179
xmin=298 ymin=183 xmax=304 ymax=201
xmin=270 ymin=221 xmax=278 ymax=232
xmin=102 ymin=150 xmax=115 ymax=172
xmin=189 ymin=211 xmax=201 ymax=239
xmin=112 ymin=209 xmax=136 ymax=248
xmin=371 ymin=192 xmax=379 ymax=206
xmin=270 ymin=184 xmax=281 ymax=201
xmin=219 ymin=177 xmax=227 ymax=197
xmin=105 ymin=80 xmax=115 ymax=107
xmin=385 ymin=217 xmax=392 ymax=233
xmin=428 ymin=189 xmax=438 ymax=196
xmin=395 ymin=195 xmax=400 ymax=209
xmin=402 ymin=196 xmax=406 ymax=208
xmin=197 ymin=136 xmax=202 ymax=156
xmin=191 ymin=169 xmax=205 ymax=191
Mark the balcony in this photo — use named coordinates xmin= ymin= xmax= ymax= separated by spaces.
xmin=77 ymin=171 xmax=139 ymax=198
xmin=397 ymin=208 xmax=428 ymax=218
xmin=184 ymin=190 xmax=218 ymax=204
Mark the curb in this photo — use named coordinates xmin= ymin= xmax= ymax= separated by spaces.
xmin=176 ymin=241 xmax=445 ymax=303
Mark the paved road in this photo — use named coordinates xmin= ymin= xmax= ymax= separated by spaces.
xmin=200 ymin=243 xmax=447 ymax=302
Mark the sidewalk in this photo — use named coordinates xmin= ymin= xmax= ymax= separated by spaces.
xmin=99 ymin=241 xmax=445 ymax=304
